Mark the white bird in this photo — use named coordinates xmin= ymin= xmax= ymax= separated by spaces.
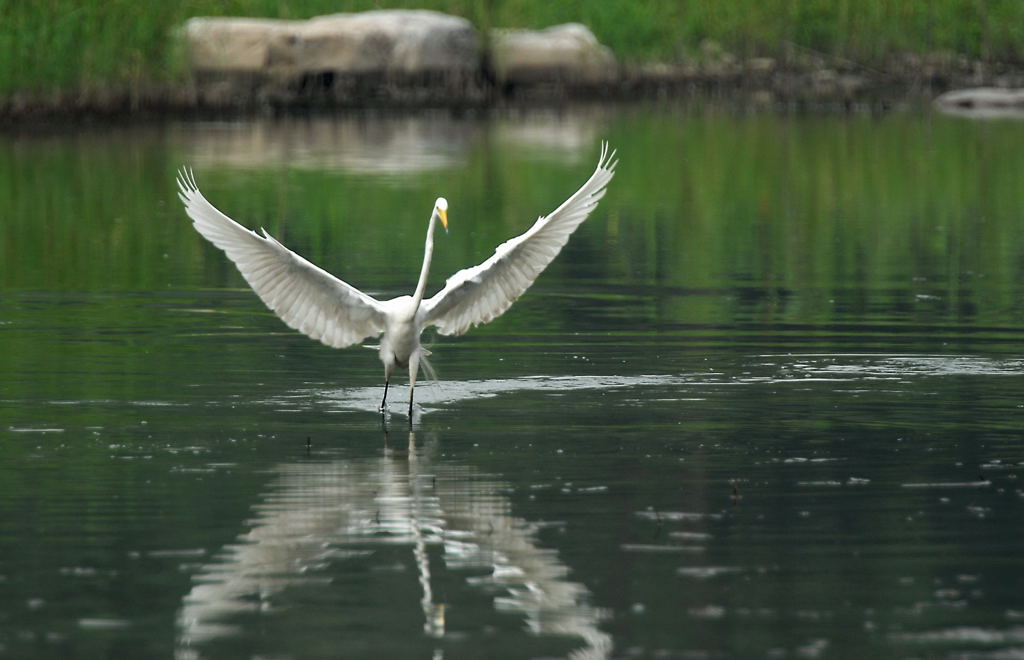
xmin=177 ymin=142 xmax=617 ymax=417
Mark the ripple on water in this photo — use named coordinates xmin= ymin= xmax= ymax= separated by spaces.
xmin=635 ymin=510 xmax=722 ymax=522
xmin=676 ymin=566 xmax=743 ymax=579
xmin=294 ymin=373 xmax=704 ymax=414
xmin=620 ymin=544 xmax=705 ymax=554
xmin=783 ymin=354 xmax=1024 ymax=379
xmin=891 ymin=625 xmax=1024 ymax=645
xmin=259 ymin=352 xmax=1022 ymax=417
xmin=901 ymin=480 xmax=992 ymax=489
xmin=78 ymin=618 xmax=132 ymax=630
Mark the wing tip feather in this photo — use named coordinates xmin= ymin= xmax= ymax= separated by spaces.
xmin=423 ymin=138 xmax=618 ymax=335
xmin=597 ymin=141 xmax=618 ymax=174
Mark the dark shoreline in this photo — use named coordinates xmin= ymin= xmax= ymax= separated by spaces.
xmin=4 ymin=58 xmax=1023 ymax=127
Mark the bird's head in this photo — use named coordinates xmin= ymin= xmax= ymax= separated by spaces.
xmin=434 ymin=197 xmax=449 ymax=233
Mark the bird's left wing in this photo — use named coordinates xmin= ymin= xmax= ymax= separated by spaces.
xmin=421 ymin=142 xmax=617 ymax=336
xmin=177 ymin=169 xmax=388 ymax=349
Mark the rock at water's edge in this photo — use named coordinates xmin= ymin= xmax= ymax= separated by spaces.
xmin=491 ymin=23 xmax=617 ymax=85
xmin=184 ymin=17 xmax=293 ymax=73
xmin=185 ymin=10 xmax=479 ymax=76
xmin=934 ymin=87 xmax=1024 ymax=110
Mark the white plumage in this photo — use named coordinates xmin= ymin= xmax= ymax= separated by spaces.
xmin=177 ymin=142 xmax=617 ymax=416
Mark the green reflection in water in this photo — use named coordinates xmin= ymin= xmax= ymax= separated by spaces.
xmin=2 ymin=107 xmax=1024 ymax=659
xmin=4 ymin=109 xmax=1024 ymax=403
xmin=4 ymin=111 xmax=1024 ymax=311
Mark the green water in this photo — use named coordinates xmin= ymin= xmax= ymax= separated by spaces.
xmin=2 ymin=106 xmax=1024 ymax=658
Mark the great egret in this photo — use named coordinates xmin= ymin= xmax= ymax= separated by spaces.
xmin=177 ymin=142 xmax=617 ymax=416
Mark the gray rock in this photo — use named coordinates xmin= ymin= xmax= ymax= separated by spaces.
xmin=181 ymin=12 xmax=620 ymax=106
xmin=747 ymin=57 xmax=776 ymax=74
xmin=185 ymin=10 xmax=479 ymax=77
xmin=935 ymin=87 xmax=1024 ymax=109
xmin=934 ymin=87 xmax=1024 ymax=118
xmin=184 ymin=17 xmax=293 ymax=73
xmin=491 ymin=23 xmax=617 ymax=85
xmin=280 ymin=11 xmax=478 ymax=76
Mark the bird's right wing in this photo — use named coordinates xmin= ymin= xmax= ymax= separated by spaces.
xmin=421 ymin=142 xmax=617 ymax=336
xmin=177 ymin=169 xmax=387 ymax=349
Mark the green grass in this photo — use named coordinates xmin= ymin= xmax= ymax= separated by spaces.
xmin=3 ymin=0 xmax=1024 ymax=99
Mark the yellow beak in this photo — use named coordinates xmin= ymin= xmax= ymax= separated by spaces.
xmin=438 ymin=207 xmax=448 ymax=230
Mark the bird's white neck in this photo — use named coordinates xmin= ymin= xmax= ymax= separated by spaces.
xmin=410 ymin=210 xmax=438 ymax=310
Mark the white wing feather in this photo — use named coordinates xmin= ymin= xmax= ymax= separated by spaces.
xmin=177 ymin=169 xmax=387 ymax=349
xmin=421 ymin=142 xmax=617 ymax=336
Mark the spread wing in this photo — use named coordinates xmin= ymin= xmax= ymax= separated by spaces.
xmin=177 ymin=169 xmax=387 ymax=349
xmin=420 ymin=142 xmax=617 ymax=336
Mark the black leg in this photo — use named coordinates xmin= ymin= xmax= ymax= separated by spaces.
xmin=380 ymin=378 xmax=390 ymax=412
xmin=407 ymin=386 xmax=414 ymax=419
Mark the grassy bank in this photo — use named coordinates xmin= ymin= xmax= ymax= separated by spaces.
xmin=3 ymin=0 xmax=1024 ymax=101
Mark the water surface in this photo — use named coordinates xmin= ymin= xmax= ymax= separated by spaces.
xmin=2 ymin=106 xmax=1024 ymax=658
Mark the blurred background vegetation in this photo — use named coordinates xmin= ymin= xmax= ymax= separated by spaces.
xmin=2 ymin=0 xmax=1024 ymax=100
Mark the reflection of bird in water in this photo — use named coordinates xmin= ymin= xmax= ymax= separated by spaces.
xmin=175 ymin=431 xmax=611 ymax=659
xmin=177 ymin=143 xmax=617 ymax=417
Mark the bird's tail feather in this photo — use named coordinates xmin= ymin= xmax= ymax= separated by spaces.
xmin=418 ymin=348 xmax=438 ymax=384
